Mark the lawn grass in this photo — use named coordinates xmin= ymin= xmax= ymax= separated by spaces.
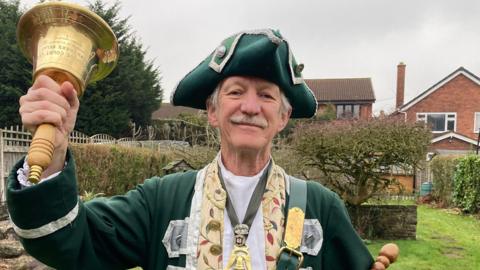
xmin=367 ymin=205 xmax=480 ymax=270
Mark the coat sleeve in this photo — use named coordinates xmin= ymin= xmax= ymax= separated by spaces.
xmin=6 ymin=150 xmax=159 ymax=269
xmin=321 ymin=191 xmax=374 ymax=270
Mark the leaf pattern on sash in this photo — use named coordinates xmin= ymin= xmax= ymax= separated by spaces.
xmin=261 ymin=165 xmax=286 ymax=269
xmin=273 ymin=197 xmax=280 ymax=206
xmin=197 ymin=163 xmax=225 ymax=270
xmin=267 ymin=232 xmax=274 ymax=245
xmin=197 ymin=158 xmax=286 ymax=270
xmin=270 ymin=220 xmax=278 ymax=231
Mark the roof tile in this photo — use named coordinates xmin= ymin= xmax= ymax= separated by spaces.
xmin=306 ymin=78 xmax=375 ymax=102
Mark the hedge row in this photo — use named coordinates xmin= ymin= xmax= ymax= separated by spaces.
xmin=71 ymin=144 xmax=218 ymax=197
xmin=453 ymin=155 xmax=480 ymax=213
xmin=430 ymin=155 xmax=459 ymax=207
xmin=430 ymin=154 xmax=480 ymax=213
xmin=71 ymin=144 xmax=172 ymax=196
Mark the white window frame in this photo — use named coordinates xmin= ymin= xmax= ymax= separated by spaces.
xmin=416 ymin=112 xmax=457 ymax=133
xmin=474 ymin=112 xmax=480 ymax=133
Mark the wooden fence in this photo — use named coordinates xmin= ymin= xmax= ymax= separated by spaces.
xmin=1 ymin=126 xmax=31 ymax=202
xmin=1 ymin=126 xmax=180 ymax=203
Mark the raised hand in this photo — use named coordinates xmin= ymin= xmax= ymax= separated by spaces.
xmin=19 ymin=75 xmax=80 ymax=178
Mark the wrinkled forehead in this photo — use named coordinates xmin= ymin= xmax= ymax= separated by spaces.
xmin=219 ymin=76 xmax=282 ymax=94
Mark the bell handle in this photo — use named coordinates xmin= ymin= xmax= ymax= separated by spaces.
xmin=27 ymin=69 xmax=81 ymax=183
xmin=370 ymin=243 xmax=399 ymax=270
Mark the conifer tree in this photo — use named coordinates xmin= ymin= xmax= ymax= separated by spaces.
xmin=0 ymin=0 xmax=31 ymax=127
xmin=77 ymin=0 xmax=162 ymax=137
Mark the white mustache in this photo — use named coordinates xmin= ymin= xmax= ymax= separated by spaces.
xmin=230 ymin=114 xmax=268 ymax=128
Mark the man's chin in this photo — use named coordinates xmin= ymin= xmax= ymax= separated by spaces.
xmin=233 ymin=145 xmax=265 ymax=153
xmin=229 ymin=138 xmax=269 ymax=151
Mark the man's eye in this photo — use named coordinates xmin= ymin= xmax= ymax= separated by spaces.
xmin=228 ymin=90 xmax=242 ymax=96
xmin=260 ymin=93 xmax=274 ymax=99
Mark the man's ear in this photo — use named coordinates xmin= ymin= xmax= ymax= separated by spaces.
xmin=207 ymin=102 xmax=219 ymax=128
xmin=277 ymin=108 xmax=292 ymax=132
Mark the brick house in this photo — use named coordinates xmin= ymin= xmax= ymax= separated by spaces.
xmin=306 ymin=78 xmax=375 ymax=120
xmin=396 ymin=64 xmax=480 ymax=155
xmin=393 ymin=64 xmax=480 ymax=193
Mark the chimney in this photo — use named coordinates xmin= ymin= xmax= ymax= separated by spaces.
xmin=396 ymin=62 xmax=406 ymax=109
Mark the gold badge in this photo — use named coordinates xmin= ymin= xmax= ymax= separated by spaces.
xmin=284 ymin=207 xmax=305 ymax=249
xmin=226 ymin=245 xmax=252 ymax=270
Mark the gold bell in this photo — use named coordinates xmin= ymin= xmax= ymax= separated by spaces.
xmin=17 ymin=1 xmax=119 ymax=183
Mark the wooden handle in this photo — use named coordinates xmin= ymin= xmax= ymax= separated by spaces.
xmin=27 ymin=70 xmax=81 ymax=183
xmin=371 ymin=243 xmax=399 ymax=270
xmin=27 ymin=123 xmax=56 ymax=183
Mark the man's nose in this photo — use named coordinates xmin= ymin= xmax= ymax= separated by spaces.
xmin=240 ymin=92 xmax=261 ymax=115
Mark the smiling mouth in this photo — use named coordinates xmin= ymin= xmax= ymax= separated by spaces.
xmin=232 ymin=121 xmax=264 ymax=129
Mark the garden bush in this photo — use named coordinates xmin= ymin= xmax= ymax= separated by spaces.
xmin=430 ymin=155 xmax=459 ymax=207
xmin=71 ymin=144 xmax=218 ymax=197
xmin=71 ymin=144 xmax=174 ymax=196
xmin=453 ymin=155 xmax=480 ymax=213
xmin=167 ymin=145 xmax=218 ymax=169
xmin=291 ymin=118 xmax=431 ymax=205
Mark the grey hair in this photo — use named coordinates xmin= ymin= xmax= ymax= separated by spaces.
xmin=206 ymin=84 xmax=292 ymax=114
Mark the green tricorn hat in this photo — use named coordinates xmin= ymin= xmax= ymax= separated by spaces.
xmin=171 ymin=29 xmax=317 ymax=118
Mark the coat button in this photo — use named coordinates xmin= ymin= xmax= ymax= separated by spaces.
xmin=295 ymin=63 xmax=304 ymax=74
xmin=215 ymin=45 xmax=227 ymax=58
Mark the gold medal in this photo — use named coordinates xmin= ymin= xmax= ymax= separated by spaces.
xmin=226 ymin=245 xmax=252 ymax=270
xmin=225 ymin=224 xmax=252 ymax=270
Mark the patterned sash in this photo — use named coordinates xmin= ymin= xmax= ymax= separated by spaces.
xmin=196 ymin=157 xmax=286 ymax=269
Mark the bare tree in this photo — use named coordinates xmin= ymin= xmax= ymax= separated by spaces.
xmin=291 ymin=118 xmax=431 ymax=205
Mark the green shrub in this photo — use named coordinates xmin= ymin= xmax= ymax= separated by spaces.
xmin=272 ymin=147 xmax=305 ymax=178
xmin=71 ymin=144 xmax=218 ymax=196
xmin=168 ymin=145 xmax=218 ymax=169
xmin=291 ymin=118 xmax=431 ymax=205
xmin=71 ymin=144 xmax=174 ymax=196
xmin=453 ymin=155 xmax=480 ymax=213
xmin=430 ymin=155 xmax=459 ymax=207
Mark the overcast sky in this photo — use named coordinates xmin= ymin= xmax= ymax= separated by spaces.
xmin=20 ymin=0 xmax=480 ymax=113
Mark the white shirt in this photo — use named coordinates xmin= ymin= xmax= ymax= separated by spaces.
xmin=218 ymin=158 xmax=268 ymax=270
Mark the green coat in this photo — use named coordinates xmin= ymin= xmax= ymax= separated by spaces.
xmin=7 ymin=152 xmax=373 ymax=269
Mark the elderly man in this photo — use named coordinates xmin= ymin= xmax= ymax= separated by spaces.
xmin=7 ymin=29 xmax=391 ymax=269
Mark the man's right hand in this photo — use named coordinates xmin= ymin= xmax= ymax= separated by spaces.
xmin=19 ymin=75 xmax=80 ymax=177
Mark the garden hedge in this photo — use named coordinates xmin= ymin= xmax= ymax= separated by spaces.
xmin=70 ymin=144 xmax=218 ymax=197
xmin=430 ymin=155 xmax=459 ymax=207
xmin=453 ymin=155 xmax=480 ymax=213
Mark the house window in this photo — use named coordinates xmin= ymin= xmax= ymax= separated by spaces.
xmin=474 ymin=112 xmax=480 ymax=133
xmin=417 ymin=113 xmax=456 ymax=132
xmin=336 ymin=104 xmax=360 ymax=119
